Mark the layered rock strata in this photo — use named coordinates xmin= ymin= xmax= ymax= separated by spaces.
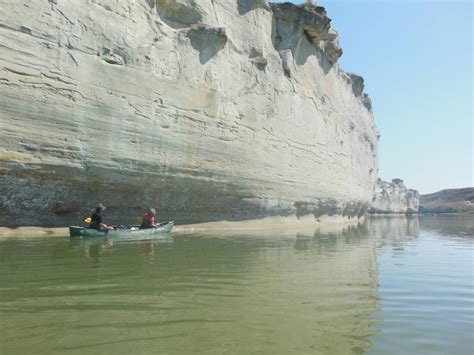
xmin=370 ymin=179 xmax=420 ymax=214
xmin=0 ymin=0 xmax=378 ymax=227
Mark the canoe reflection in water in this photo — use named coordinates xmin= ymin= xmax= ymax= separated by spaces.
xmin=69 ymin=234 xmax=174 ymax=259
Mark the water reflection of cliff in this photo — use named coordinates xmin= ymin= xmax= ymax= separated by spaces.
xmin=366 ymin=216 xmax=420 ymax=247
xmin=263 ymin=223 xmax=380 ymax=353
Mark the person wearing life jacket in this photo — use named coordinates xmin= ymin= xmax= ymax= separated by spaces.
xmin=89 ymin=204 xmax=114 ymax=231
xmin=140 ymin=208 xmax=160 ymax=229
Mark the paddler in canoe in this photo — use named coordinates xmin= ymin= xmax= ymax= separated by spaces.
xmin=140 ymin=208 xmax=161 ymax=229
xmin=89 ymin=204 xmax=114 ymax=231
xmin=71 ymin=205 xmax=173 ymax=238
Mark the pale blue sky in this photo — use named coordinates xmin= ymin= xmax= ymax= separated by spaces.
xmin=275 ymin=0 xmax=473 ymax=194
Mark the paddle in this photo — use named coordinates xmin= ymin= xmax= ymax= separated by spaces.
xmin=84 ymin=216 xmax=144 ymax=224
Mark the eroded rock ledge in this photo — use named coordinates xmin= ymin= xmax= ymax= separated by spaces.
xmin=271 ymin=2 xmax=342 ymax=66
xmin=0 ymin=0 xmax=378 ymax=227
xmin=370 ymin=179 xmax=420 ymax=214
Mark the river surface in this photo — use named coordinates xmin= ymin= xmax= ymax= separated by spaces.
xmin=0 ymin=215 xmax=472 ymax=354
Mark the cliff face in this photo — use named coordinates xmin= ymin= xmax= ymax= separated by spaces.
xmin=0 ymin=0 xmax=378 ymax=227
xmin=370 ymin=179 xmax=420 ymax=214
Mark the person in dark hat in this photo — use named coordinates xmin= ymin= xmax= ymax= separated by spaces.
xmin=89 ymin=204 xmax=114 ymax=231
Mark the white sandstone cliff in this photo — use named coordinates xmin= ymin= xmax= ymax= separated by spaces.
xmin=370 ymin=179 xmax=420 ymax=214
xmin=0 ymin=1 xmax=378 ymax=226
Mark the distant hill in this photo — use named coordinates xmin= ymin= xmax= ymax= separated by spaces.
xmin=420 ymin=188 xmax=474 ymax=213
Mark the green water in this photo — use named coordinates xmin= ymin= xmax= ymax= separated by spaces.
xmin=0 ymin=216 xmax=472 ymax=354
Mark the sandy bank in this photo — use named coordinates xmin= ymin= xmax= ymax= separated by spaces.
xmin=0 ymin=215 xmax=364 ymax=238
xmin=173 ymin=215 xmax=364 ymax=234
xmin=0 ymin=226 xmax=70 ymax=238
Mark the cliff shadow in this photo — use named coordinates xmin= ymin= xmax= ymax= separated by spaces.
xmin=0 ymin=163 xmax=295 ymax=228
xmin=187 ymin=25 xmax=228 ymax=64
xmin=1 ymin=160 xmax=371 ymax=228
xmin=237 ymin=0 xmax=267 ymax=15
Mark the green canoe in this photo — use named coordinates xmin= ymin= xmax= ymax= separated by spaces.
xmin=69 ymin=221 xmax=174 ymax=238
